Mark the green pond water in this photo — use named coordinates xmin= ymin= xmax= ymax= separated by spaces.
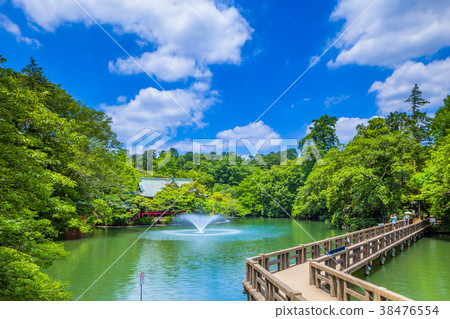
xmin=353 ymin=233 xmax=450 ymax=301
xmin=45 ymin=218 xmax=450 ymax=301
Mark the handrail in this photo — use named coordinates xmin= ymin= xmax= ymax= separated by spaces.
xmin=309 ymin=220 xmax=429 ymax=300
xmin=314 ymin=220 xmax=429 ymax=272
xmin=244 ymin=258 xmax=306 ymax=301
xmin=243 ymin=219 xmax=429 ymax=301
xmin=309 ymin=261 xmax=412 ymax=301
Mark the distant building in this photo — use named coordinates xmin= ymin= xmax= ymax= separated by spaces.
xmin=138 ymin=177 xmax=193 ymax=199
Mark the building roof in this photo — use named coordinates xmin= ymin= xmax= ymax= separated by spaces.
xmin=138 ymin=178 xmax=193 ymax=198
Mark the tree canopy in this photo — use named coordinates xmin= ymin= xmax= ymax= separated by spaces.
xmin=0 ymin=55 xmax=137 ymax=300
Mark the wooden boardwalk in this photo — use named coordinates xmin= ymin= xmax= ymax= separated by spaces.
xmin=273 ymin=263 xmax=337 ymax=301
xmin=243 ymin=219 xmax=430 ymax=301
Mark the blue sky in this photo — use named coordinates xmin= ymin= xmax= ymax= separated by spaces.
xmin=1 ymin=0 xmax=450 ymax=154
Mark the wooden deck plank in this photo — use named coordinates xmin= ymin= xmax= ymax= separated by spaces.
xmin=272 ymin=263 xmax=337 ymax=301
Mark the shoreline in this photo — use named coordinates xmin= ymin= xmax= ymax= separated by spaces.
xmin=95 ymin=224 xmax=168 ymax=229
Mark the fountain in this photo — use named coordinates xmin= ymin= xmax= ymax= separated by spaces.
xmin=180 ymin=213 xmax=220 ymax=233
xmin=160 ymin=213 xmax=240 ymax=238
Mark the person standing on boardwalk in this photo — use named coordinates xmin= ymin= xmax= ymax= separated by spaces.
xmin=404 ymin=214 xmax=409 ymax=226
xmin=392 ymin=214 xmax=397 ymax=229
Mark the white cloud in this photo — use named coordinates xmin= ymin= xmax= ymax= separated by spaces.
xmin=216 ymin=121 xmax=282 ymax=150
xmin=309 ymin=55 xmax=321 ymax=68
xmin=324 ymin=95 xmax=350 ymax=108
xmin=304 ymin=116 xmax=379 ymax=144
xmin=335 ymin=116 xmax=379 ymax=143
xmin=116 ymin=95 xmax=127 ymax=103
xmin=369 ymin=58 xmax=450 ymax=115
xmin=329 ymin=0 xmax=450 ymax=114
xmin=102 ymin=82 xmax=217 ymax=140
xmin=12 ymin=0 xmax=253 ymax=137
xmin=216 ymin=121 xmax=280 ymax=140
xmin=0 ymin=13 xmax=40 ymax=47
xmin=108 ymin=50 xmax=212 ymax=82
xmin=157 ymin=122 xmax=283 ymax=155
xmin=168 ymin=139 xmax=202 ymax=153
xmin=328 ymin=0 xmax=450 ymax=67
xmin=13 ymin=0 xmax=252 ymax=82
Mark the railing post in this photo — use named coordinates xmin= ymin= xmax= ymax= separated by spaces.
xmin=298 ymin=245 xmax=304 ymax=264
xmin=336 ymin=278 xmax=343 ymax=301
xmin=258 ymin=254 xmax=266 ymax=270
xmin=330 ymin=275 xmax=337 ymax=297
xmin=309 ymin=262 xmax=315 ymax=285
xmin=374 ymin=288 xmax=381 ymax=301
xmin=291 ymin=290 xmax=303 ymax=301
xmin=343 ymin=281 xmax=350 ymax=301
xmin=344 ymin=248 xmax=349 ymax=269
xmin=265 ymin=280 xmax=271 ymax=301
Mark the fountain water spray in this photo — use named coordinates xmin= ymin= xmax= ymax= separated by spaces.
xmin=180 ymin=213 xmax=220 ymax=233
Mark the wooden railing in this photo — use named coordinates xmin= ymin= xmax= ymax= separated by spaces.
xmin=308 ymin=261 xmax=412 ymax=301
xmin=244 ymin=258 xmax=306 ymax=301
xmin=309 ymin=220 xmax=429 ymax=301
xmin=312 ymin=220 xmax=429 ymax=273
xmin=243 ymin=219 xmax=429 ymax=301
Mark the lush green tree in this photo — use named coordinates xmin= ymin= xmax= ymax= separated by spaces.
xmin=0 ymin=56 xmax=72 ymax=300
xmin=293 ymin=149 xmax=340 ymax=221
xmin=0 ymin=54 xmax=142 ymax=299
xmin=176 ymin=169 xmax=215 ymax=191
xmin=415 ymin=134 xmax=450 ymax=230
xmin=405 ymin=84 xmax=430 ymax=114
xmin=235 ymin=169 xmax=264 ymax=215
xmin=431 ymin=95 xmax=450 ymax=144
xmin=235 ymin=160 xmax=311 ymax=217
xmin=258 ymin=162 xmax=309 ymax=217
xmin=202 ymin=193 xmax=249 ymax=216
xmin=326 ymin=118 xmax=417 ymax=228
xmin=19 ymin=57 xmax=138 ymax=231
xmin=415 ymin=98 xmax=450 ymax=228
xmin=150 ymin=182 xmax=205 ymax=213
xmin=298 ymin=115 xmax=339 ymax=152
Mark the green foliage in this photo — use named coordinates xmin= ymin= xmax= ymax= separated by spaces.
xmin=293 ymin=150 xmax=340 ymax=221
xmin=299 ymin=115 xmax=339 ymax=151
xmin=431 ymin=95 xmax=450 ymax=144
xmin=405 ymin=83 xmax=430 ymax=114
xmin=415 ymin=132 xmax=450 ymax=231
xmin=235 ymin=170 xmax=264 ymax=214
xmin=164 ymin=215 xmax=174 ymax=224
xmin=176 ymin=169 xmax=215 ymax=191
xmin=0 ymin=56 xmax=74 ymax=299
xmin=150 ymin=183 xmax=205 ymax=213
xmin=132 ymin=216 xmax=156 ymax=226
xmin=202 ymin=192 xmax=249 ymax=216
xmin=292 ymin=86 xmax=450 ymax=229
xmin=0 ymin=55 xmax=138 ymax=299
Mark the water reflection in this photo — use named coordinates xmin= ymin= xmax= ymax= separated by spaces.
xmin=45 ymin=219 xmax=450 ymax=301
